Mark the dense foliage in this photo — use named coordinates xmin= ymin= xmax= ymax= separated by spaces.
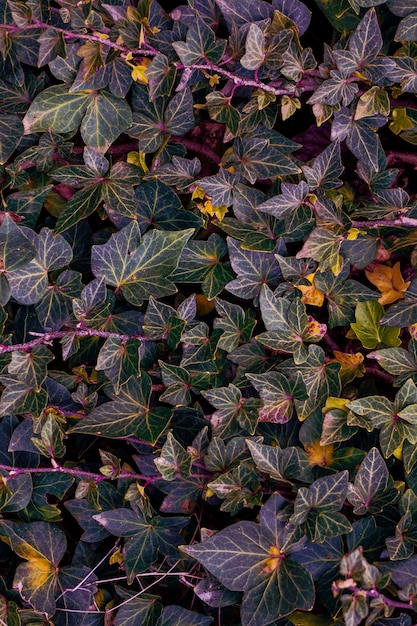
xmin=1 ymin=0 xmax=417 ymax=624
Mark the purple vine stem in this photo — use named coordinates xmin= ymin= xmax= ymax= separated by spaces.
xmin=0 ymin=328 xmax=151 ymax=354
xmin=0 ymin=463 xmax=210 ymax=484
xmin=351 ymin=217 xmax=417 ymax=228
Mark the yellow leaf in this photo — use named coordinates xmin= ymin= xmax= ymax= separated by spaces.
xmin=365 ymin=262 xmax=410 ymax=305
xmin=389 ymin=108 xmax=414 ymax=135
xmin=18 ymin=556 xmax=55 ymax=590
xmin=304 ymin=317 xmax=327 ymax=340
xmin=346 ymin=228 xmax=365 ymax=240
xmin=209 ymin=74 xmax=220 ymax=86
xmin=323 ymin=396 xmax=350 ymax=414
xmin=131 ymin=59 xmax=151 ymax=84
xmin=297 ymin=284 xmax=325 ymax=307
xmin=305 ymin=441 xmax=334 ymax=467
xmin=331 ymin=351 xmax=365 ymax=384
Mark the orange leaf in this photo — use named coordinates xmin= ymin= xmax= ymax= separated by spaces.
xmin=365 ymin=262 xmax=410 ymax=305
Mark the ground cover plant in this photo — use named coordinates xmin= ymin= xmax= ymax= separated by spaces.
xmin=1 ymin=0 xmax=417 ymax=624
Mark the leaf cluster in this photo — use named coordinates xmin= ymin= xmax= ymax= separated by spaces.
xmin=0 ymin=0 xmax=417 ymax=625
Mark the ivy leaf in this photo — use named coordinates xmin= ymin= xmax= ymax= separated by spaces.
xmin=256 ymin=181 xmax=309 ymax=219
xmin=0 ymin=113 xmax=23 ymax=164
xmin=365 ymin=262 xmax=411 ymax=305
xmin=368 ymin=340 xmax=417 ymax=386
xmin=8 ymin=345 xmax=52 ymax=392
xmin=348 ymin=381 xmax=417 ymax=458
xmin=154 ymin=432 xmax=193 ymax=481
xmin=395 ymin=12 xmax=417 ymax=41
xmin=160 ymin=605 xmax=213 ymax=626
xmin=247 ymin=371 xmax=307 ymax=424
xmin=134 ymin=179 xmax=201 ymax=234
xmin=182 ymin=495 xmax=314 ymax=625
xmin=91 ymin=221 xmax=194 ymax=306
xmin=346 ymin=447 xmax=396 ymax=514
xmin=350 ymin=301 xmax=401 ymax=349
xmin=349 ymin=8 xmax=382 ymax=69
xmin=8 ymin=228 xmax=73 ymax=305
xmin=147 ymin=54 xmax=177 ymax=100
xmin=171 ymin=234 xmax=234 ymax=300
xmin=289 ymin=472 xmax=352 ymax=542
xmin=226 ymin=238 xmax=282 ymax=302
xmin=0 ymin=520 xmax=66 ymax=616
xmin=96 ymin=336 xmax=141 ymax=393
xmin=172 ymin=15 xmax=226 ymax=65
xmin=302 ymin=141 xmax=344 ymax=190
xmin=202 ymin=384 xmax=261 ymax=438
xmin=246 ymin=440 xmax=313 ymax=484
xmin=379 ymin=279 xmax=417 ymax=328
xmin=70 ymin=374 xmax=172 ymax=443
xmin=213 ymin=297 xmax=256 ymax=352
xmin=94 ymin=506 xmax=187 ymax=582
xmin=257 ymin=288 xmax=327 ymax=364
xmin=22 ymin=85 xmax=90 ymax=135
xmin=241 ymin=23 xmax=265 ymax=71
xmin=80 ymin=89 xmax=133 ymax=151
xmin=233 ymin=137 xmax=301 ymax=184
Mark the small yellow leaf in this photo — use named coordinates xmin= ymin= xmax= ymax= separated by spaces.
xmin=346 ymin=228 xmax=365 ymax=240
xmin=209 ymin=74 xmax=220 ymax=86
xmin=131 ymin=58 xmax=151 ymax=84
xmin=304 ymin=317 xmax=327 ymax=340
xmin=109 ymin=548 xmax=124 ymax=565
xmin=365 ymin=262 xmax=410 ymax=305
xmin=389 ymin=108 xmax=414 ymax=135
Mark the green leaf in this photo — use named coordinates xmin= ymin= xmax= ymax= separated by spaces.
xmin=114 ymin=593 xmax=162 ymax=626
xmin=233 ymin=137 xmax=301 ymax=184
xmin=247 ymin=371 xmax=307 ymax=424
xmin=246 ymin=440 xmax=313 ymax=483
xmin=94 ymin=506 xmax=187 ymax=582
xmin=8 ymin=345 xmax=52 ymax=391
xmin=70 ymin=375 xmax=172 ymax=442
xmin=96 ymin=336 xmax=141 ymax=393
xmin=182 ymin=498 xmax=315 ymax=624
xmin=91 ymin=222 xmax=194 ymax=306
xmin=226 ymin=239 xmax=282 ymax=301
xmin=22 ymin=85 xmax=90 ymax=135
xmin=347 ymin=447 xmax=395 ymax=514
xmin=134 ymin=179 xmax=201 ymax=233
xmin=54 ymin=182 xmax=103 ymax=234
xmin=160 ymin=605 xmax=213 ymax=626
xmin=289 ymin=472 xmax=352 ymax=542
xmin=172 ymin=15 xmax=226 ymax=65
xmin=213 ymin=298 xmax=255 ymax=352
xmin=302 ymin=141 xmax=344 ymax=190
xmin=171 ymin=234 xmax=234 ymax=300
xmin=154 ymin=432 xmax=192 ymax=480
xmin=0 ymin=520 xmax=65 ymax=616
xmin=81 ymin=89 xmax=133 ymax=151
xmin=368 ymin=340 xmax=417 ymax=386
xmin=147 ymin=54 xmax=177 ymax=100
xmin=241 ymin=23 xmax=266 ymax=71
xmin=350 ymin=301 xmax=402 ymax=349
xmin=202 ymin=384 xmax=261 ymax=438
xmin=0 ymin=213 xmax=37 ymax=273
xmin=0 ymin=113 xmax=23 ymax=164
